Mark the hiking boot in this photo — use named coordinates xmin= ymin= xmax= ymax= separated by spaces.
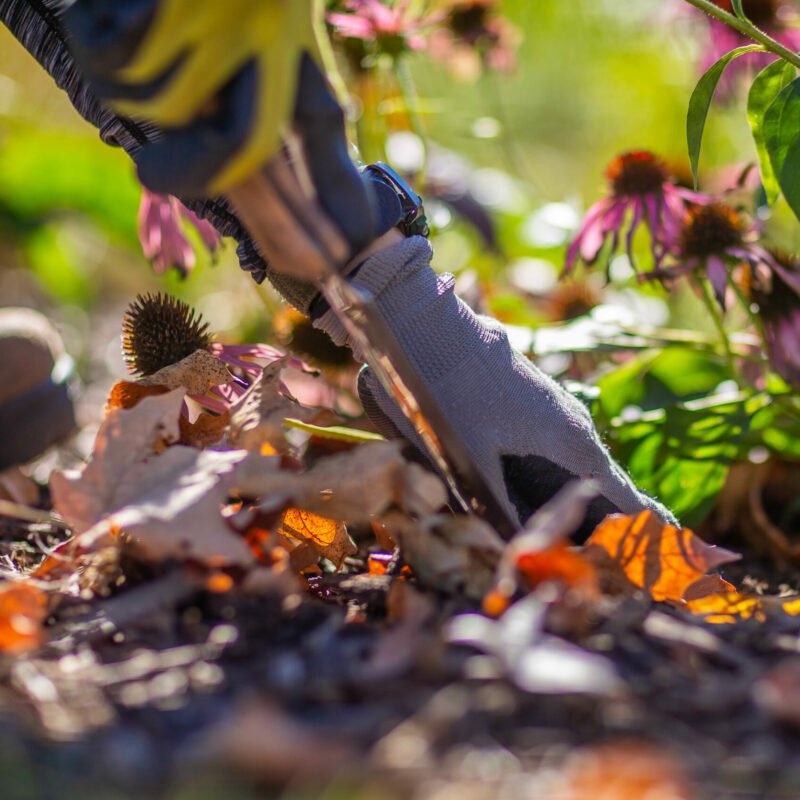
xmin=0 ymin=308 xmax=76 ymax=470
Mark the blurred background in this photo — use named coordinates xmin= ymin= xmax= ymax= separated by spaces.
xmin=0 ymin=0 xmax=796 ymax=449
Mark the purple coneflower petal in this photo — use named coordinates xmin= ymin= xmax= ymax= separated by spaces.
xmin=625 ymin=197 xmax=644 ymax=269
xmin=706 ymin=256 xmax=729 ymax=309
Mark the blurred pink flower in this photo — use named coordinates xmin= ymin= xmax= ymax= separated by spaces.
xmin=137 ymin=188 xmax=222 ymax=278
xmin=743 ymin=250 xmax=800 ymax=386
xmin=565 ymin=151 xmax=710 ymax=277
xmin=327 ymin=0 xmax=440 ymax=55
xmin=695 ymin=0 xmax=800 ymax=97
xmin=427 ymin=0 xmax=520 ymax=79
xmin=644 ymin=202 xmax=781 ymax=309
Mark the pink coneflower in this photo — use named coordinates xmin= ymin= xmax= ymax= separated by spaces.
xmin=644 ymin=203 xmax=782 ymax=309
xmin=327 ymin=0 xmax=440 ymax=56
xmin=427 ymin=0 xmax=520 ymax=79
xmin=565 ymin=151 xmax=711 ymax=277
xmin=137 ymin=188 xmax=222 ymax=278
xmin=697 ymin=0 xmax=800 ymax=97
xmin=742 ymin=250 xmax=800 ymax=386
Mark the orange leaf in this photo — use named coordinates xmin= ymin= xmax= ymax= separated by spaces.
xmin=585 ymin=511 xmax=740 ymax=603
xmin=684 ymin=592 xmax=765 ymax=624
xmin=782 ymin=597 xmax=800 ymax=616
xmin=281 ymin=508 xmax=339 ymax=548
xmin=0 ymin=583 xmax=48 ymax=653
xmin=279 ymin=508 xmax=355 ymax=567
xmin=516 ymin=543 xmax=599 ymax=594
xmin=107 ymin=381 xmax=169 ymax=411
xmin=179 ymin=410 xmax=230 ymax=448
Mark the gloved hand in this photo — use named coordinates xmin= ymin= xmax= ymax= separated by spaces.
xmin=314 ymin=235 xmax=678 ymax=539
xmin=64 ymin=0 xmax=381 ymax=273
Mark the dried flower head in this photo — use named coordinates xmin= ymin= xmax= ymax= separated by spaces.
xmin=273 ymin=308 xmax=354 ymax=369
xmin=644 ymin=203 xmax=782 ymax=310
xmin=122 ymin=293 xmax=212 ymax=376
xmin=679 ymin=203 xmax=744 ymax=259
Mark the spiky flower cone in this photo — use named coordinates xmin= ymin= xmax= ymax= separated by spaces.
xmin=121 ymin=293 xmax=212 ymax=376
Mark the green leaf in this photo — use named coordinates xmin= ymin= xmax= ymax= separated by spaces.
xmin=687 ymin=45 xmax=764 ymax=189
xmin=283 ymin=419 xmax=385 ymax=444
xmin=748 ymin=60 xmax=795 ymax=205
xmin=732 ymin=0 xmax=747 ymax=19
xmin=779 ymin=140 xmax=800 ymax=223
xmin=764 ymin=76 xmax=800 ymax=207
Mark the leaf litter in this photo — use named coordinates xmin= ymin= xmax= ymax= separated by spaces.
xmin=3 ymin=319 xmax=800 ymax=798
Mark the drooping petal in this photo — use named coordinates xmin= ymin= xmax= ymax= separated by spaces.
xmin=181 ymin=207 xmax=222 ymax=254
xmin=624 ymin=197 xmax=644 ymax=270
xmin=706 ymin=256 xmax=729 ymax=310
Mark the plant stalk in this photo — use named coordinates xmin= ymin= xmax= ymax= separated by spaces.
xmin=681 ymin=0 xmax=800 ymax=70
xmin=693 ymin=276 xmax=739 ymax=377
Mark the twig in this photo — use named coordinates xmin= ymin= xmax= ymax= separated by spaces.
xmin=682 ymin=0 xmax=800 ymax=69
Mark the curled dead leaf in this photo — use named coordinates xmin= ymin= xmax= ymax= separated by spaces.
xmin=389 ymin=512 xmax=504 ymax=599
xmin=584 ymin=511 xmax=740 ymax=603
xmin=106 ymin=381 xmax=169 ymax=411
xmin=228 ymin=362 xmax=315 ymax=453
xmin=51 ymin=389 xmax=185 ymax=532
xmin=234 ymin=441 xmax=445 ymax=523
xmin=278 ymin=508 xmax=355 ymax=567
xmin=139 ymin=349 xmax=233 ymax=395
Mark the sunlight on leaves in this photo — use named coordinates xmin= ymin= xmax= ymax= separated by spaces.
xmin=279 ymin=508 xmax=355 ymax=567
xmin=585 ymin=511 xmax=740 ymax=603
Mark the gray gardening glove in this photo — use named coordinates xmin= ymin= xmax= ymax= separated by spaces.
xmin=315 ymin=236 xmax=677 ymax=539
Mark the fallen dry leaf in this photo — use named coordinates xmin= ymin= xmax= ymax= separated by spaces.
xmin=52 ymin=389 xmax=258 ymax=564
xmin=516 ymin=543 xmax=599 ymax=594
xmin=584 ymin=511 xmax=740 ymax=603
xmin=51 ymin=389 xmax=185 ymax=532
xmin=228 ymin=361 xmax=315 ymax=453
xmin=389 ymin=513 xmax=505 ymax=599
xmin=485 ymin=483 xmax=601 ymax=615
xmin=139 ymin=349 xmax=233 ymax=395
xmin=103 ymin=447 xmax=256 ymax=565
xmin=107 ymin=381 xmax=228 ymax=448
xmin=106 ymin=380 xmax=169 ymax=411
xmin=234 ymin=441 xmax=446 ymax=522
xmin=684 ymin=592 xmax=765 ymax=624
xmin=684 ymin=591 xmax=800 ymax=624
xmin=0 ymin=583 xmax=48 ymax=653
xmin=278 ymin=508 xmax=355 ymax=567
xmin=178 ymin=410 xmax=230 ymax=448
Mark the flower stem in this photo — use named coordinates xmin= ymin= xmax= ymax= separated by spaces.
xmin=395 ymin=57 xmax=429 ymax=180
xmin=681 ymin=0 xmax=800 ymax=70
xmin=727 ymin=268 xmax=769 ymax=355
xmin=693 ymin=276 xmax=739 ymax=377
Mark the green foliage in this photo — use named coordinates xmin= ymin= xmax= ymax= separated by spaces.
xmin=595 ymin=349 xmax=800 ymax=525
xmin=687 ymin=45 xmax=763 ymax=188
xmin=747 ymin=60 xmax=795 ymax=205
xmin=763 ymin=77 xmax=800 ymax=222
